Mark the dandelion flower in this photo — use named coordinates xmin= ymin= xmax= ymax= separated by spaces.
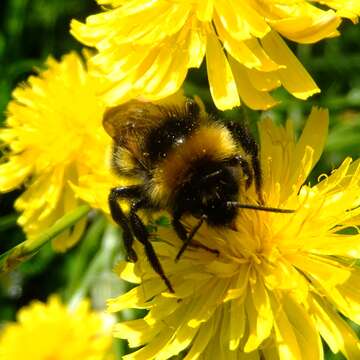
xmin=71 ymin=1 xmax=359 ymax=110
xmin=0 ymin=296 xmax=114 ymax=360
xmin=0 ymin=52 xmax=117 ymax=250
xmin=108 ymin=108 xmax=360 ymax=359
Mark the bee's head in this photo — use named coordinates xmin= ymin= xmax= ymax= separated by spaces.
xmin=174 ymin=161 xmax=240 ymax=226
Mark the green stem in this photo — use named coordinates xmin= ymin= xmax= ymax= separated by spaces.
xmin=0 ymin=213 xmax=18 ymax=232
xmin=68 ymin=224 xmax=121 ymax=308
xmin=64 ymin=215 xmax=107 ymax=301
xmin=0 ymin=204 xmax=91 ymax=271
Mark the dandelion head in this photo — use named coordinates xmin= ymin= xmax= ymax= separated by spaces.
xmin=0 ymin=52 xmax=116 ymax=250
xmin=0 ymin=296 xmax=114 ymax=360
xmin=108 ymin=108 xmax=360 ymax=359
xmin=71 ymin=0 xmax=360 ymax=110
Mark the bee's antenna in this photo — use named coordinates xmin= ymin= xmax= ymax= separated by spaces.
xmin=227 ymin=202 xmax=295 ymax=214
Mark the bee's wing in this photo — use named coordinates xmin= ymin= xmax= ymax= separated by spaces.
xmin=103 ymin=100 xmax=162 ymax=145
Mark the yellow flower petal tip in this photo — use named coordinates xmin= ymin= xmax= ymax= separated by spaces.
xmin=71 ymin=1 xmax=359 ymax=110
xmin=0 ymin=52 xmax=118 ymax=250
xmin=0 ymin=296 xmax=114 ymax=360
xmin=292 ymin=87 xmax=321 ymax=100
xmin=108 ymin=107 xmax=360 ymax=359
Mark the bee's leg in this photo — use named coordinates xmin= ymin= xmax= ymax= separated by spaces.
xmin=109 ymin=186 xmax=143 ymax=262
xmin=174 ymin=214 xmax=207 ymax=262
xmin=172 ymin=211 xmax=188 ymax=242
xmin=129 ymin=199 xmax=174 ymax=293
xmin=225 ymin=121 xmax=263 ymax=203
xmin=173 ymin=215 xmax=219 ymax=260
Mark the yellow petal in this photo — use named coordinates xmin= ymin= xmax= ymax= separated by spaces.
xmin=114 ymin=318 xmax=160 ymax=347
xmin=183 ymin=317 xmax=215 ymax=360
xmin=336 ymin=269 xmax=360 ymax=324
xmin=145 ymin=297 xmax=181 ymax=326
xmin=243 ymin=37 xmax=282 ymax=71
xmin=228 ymin=56 xmax=278 ymax=110
xmin=229 ymin=298 xmax=246 ymax=350
xmin=310 ymin=294 xmax=360 ymax=359
xmin=214 ymin=0 xmax=252 ymax=41
xmin=0 ymin=156 xmax=33 ymax=192
xmin=316 ymin=0 xmax=360 ymax=22
xmin=134 ymin=46 xmax=174 ymax=92
xmin=107 ymin=279 xmax=165 ymax=312
xmin=246 ymin=68 xmax=281 ymax=91
xmin=187 ymin=278 xmax=230 ymax=328
xmin=196 ymin=0 xmax=214 ymax=22
xmin=206 ymin=32 xmax=240 ymax=110
xmin=214 ymin=0 xmax=270 ymax=40
xmin=114 ymin=261 xmax=141 ymax=284
xmin=188 ymin=27 xmax=207 ymax=68
xmin=292 ymin=108 xmax=329 ymax=180
xmin=123 ymin=328 xmax=174 ymax=360
xmin=244 ymin=275 xmax=273 ymax=352
xmin=272 ymin=296 xmax=302 ymax=360
xmin=143 ymin=41 xmax=190 ymax=99
xmin=155 ymin=314 xmax=200 ymax=359
xmin=288 ymin=254 xmax=351 ymax=287
xmin=261 ymin=31 xmax=320 ymax=99
xmin=228 ymin=0 xmax=270 ymax=38
xmin=304 ymin=234 xmax=360 ymax=258
xmin=224 ymin=265 xmax=250 ymax=302
xmin=214 ymin=14 xmax=262 ymax=69
xmin=282 ymin=295 xmax=323 ymax=360
xmin=270 ymin=9 xmax=341 ymax=44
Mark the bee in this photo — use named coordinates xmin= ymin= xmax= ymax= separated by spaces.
xmin=104 ymin=98 xmax=294 ymax=293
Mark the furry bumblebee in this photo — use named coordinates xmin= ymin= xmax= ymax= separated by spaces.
xmin=104 ymin=99 xmax=294 ymax=293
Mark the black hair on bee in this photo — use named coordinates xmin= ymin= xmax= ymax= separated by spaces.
xmin=104 ymin=98 xmax=294 ymax=293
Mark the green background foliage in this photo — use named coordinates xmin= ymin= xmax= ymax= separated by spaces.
xmin=0 ymin=0 xmax=359 ymax=358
